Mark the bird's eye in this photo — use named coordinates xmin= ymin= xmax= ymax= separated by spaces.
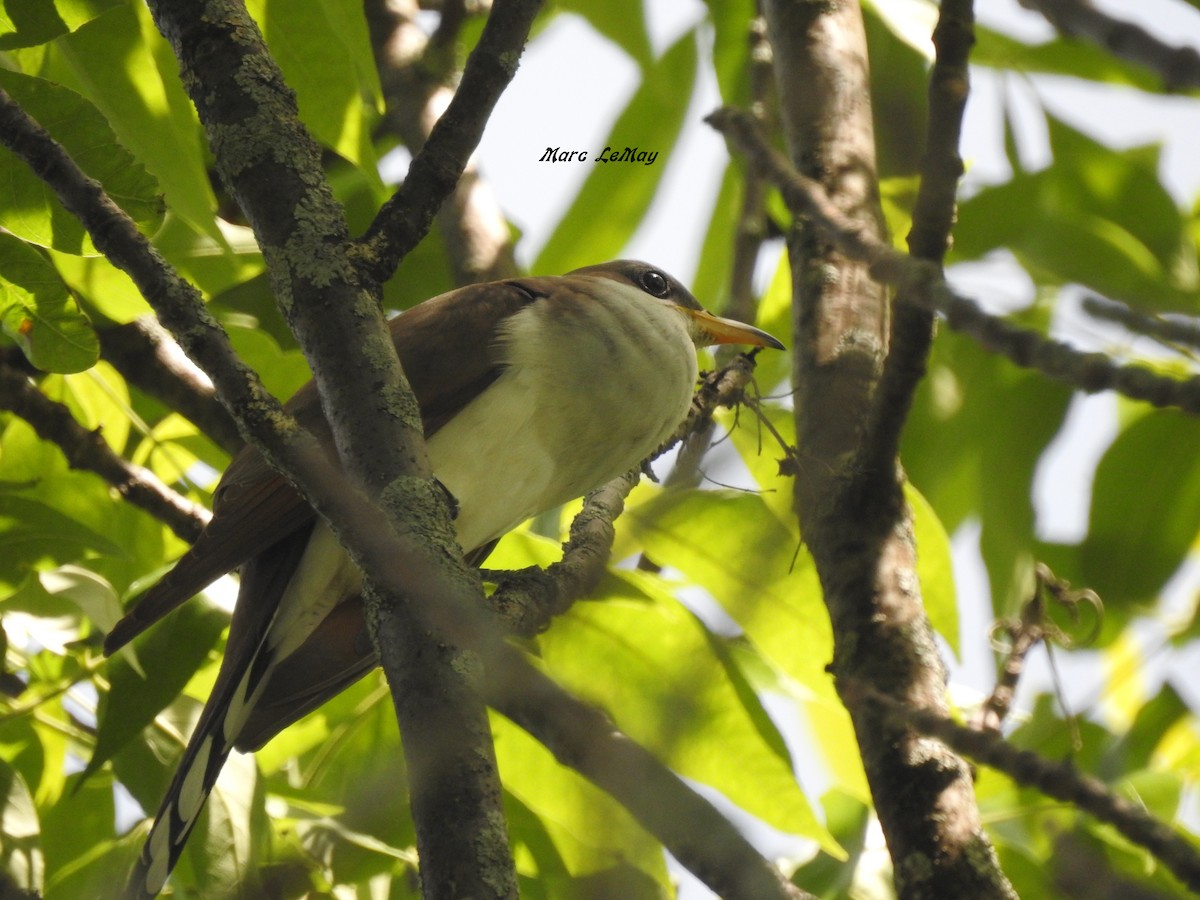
xmin=639 ymin=269 xmax=670 ymax=298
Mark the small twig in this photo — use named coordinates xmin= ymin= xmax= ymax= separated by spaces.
xmin=354 ymin=0 xmax=543 ymax=285
xmin=706 ymin=105 xmax=1200 ymax=416
xmin=855 ymin=683 xmax=1200 ymax=894
xmin=973 ymin=563 xmax=1100 ymax=734
xmin=1020 ymin=0 xmax=1200 ymax=92
xmin=1081 ymin=295 xmax=1200 ymax=354
xmin=0 ymin=361 xmax=210 ymax=542
xmin=862 ymin=0 xmax=975 ymax=475
xmin=366 ymin=0 xmax=519 ymax=285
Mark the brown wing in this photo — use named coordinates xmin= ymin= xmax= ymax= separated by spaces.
xmin=104 ymin=278 xmax=544 ymax=656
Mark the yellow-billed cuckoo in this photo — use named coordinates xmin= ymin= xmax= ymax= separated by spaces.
xmin=107 ymin=260 xmax=783 ymax=896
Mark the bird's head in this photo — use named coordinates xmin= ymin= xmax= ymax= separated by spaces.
xmin=566 ymin=260 xmax=785 ymax=351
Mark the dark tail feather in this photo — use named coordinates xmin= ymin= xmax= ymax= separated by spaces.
xmin=124 ymin=531 xmax=312 ymax=896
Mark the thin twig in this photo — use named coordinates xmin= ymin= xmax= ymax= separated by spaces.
xmin=366 ymin=0 xmax=519 ymax=285
xmin=0 ymin=363 xmax=210 ymax=542
xmin=862 ymin=0 xmax=975 ymax=475
xmin=856 ymin=684 xmax=1200 ymax=894
xmin=1021 ymin=0 xmax=1200 ymax=91
xmin=707 ymin=105 xmax=1200 ymax=415
xmin=1081 ymin=295 xmax=1200 ymax=354
xmin=354 ymin=0 xmax=543 ymax=284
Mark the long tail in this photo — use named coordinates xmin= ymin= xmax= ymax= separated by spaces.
xmin=124 ymin=532 xmax=311 ymax=898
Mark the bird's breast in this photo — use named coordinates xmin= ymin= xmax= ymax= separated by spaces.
xmin=428 ymin=290 xmax=699 ymax=552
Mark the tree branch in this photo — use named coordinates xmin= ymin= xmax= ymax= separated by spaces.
xmin=1081 ymin=294 xmax=1200 ymax=352
xmin=97 ymin=316 xmax=243 ymax=454
xmin=145 ymin=0 xmax=520 ymax=894
xmin=0 ymin=361 xmax=210 ymax=543
xmin=707 ymin=106 xmax=1200 ymax=416
xmin=366 ymin=0 xmax=519 ymax=285
xmin=857 ymin=683 xmax=1200 ymax=894
xmin=3 ymin=39 xmax=814 ymax=900
xmin=355 ymin=0 xmax=542 ymax=285
xmin=755 ymin=2 xmax=1011 ymax=896
xmin=862 ymin=0 xmax=974 ymax=475
xmin=1020 ymin=0 xmax=1200 ymax=91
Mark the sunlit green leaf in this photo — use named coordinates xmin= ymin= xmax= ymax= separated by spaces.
xmin=0 ymin=69 xmax=163 ymax=256
xmin=543 ymin=573 xmax=838 ymax=854
xmin=1082 ymin=410 xmax=1200 ymax=609
xmin=0 ymin=0 xmax=120 ymax=49
xmin=0 ymin=759 xmax=43 ymax=894
xmin=492 ymin=713 xmax=670 ymax=890
xmin=44 ymin=4 xmax=218 ymax=241
xmin=560 ymin=0 xmax=654 ymax=70
xmin=0 ymin=234 xmax=98 ymax=372
xmin=84 ymin=595 xmax=228 ymax=784
xmin=908 ymin=484 xmax=959 ymax=657
xmin=974 ymin=26 xmax=1161 ymax=92
xmin=246 ymin=0 xmax=382 ymax=177
xmin=701 ymin=0 xmax=755 ymax=105
xmin=0 ymin=496 xmax=120 ymax=592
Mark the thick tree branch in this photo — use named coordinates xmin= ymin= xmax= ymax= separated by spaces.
xmin=2 ymin=38 xmax=812 ymax=900
xmin=1021 ymin=0 xmax=1200 ymax=91
xmin=355 ymin=0 xmax=542 ymax=285
xmin=145 ymin=0 xmax=519 ymax=894
xmin=857 ymin=684 xmax=1200 ymax=894
xmin=97 ymin=316 xmax=243 ymax=454
xmin=708 ymin=106 xmax=1200 ymax=415
xmin=756 ymin=2 xmax=1011 ymax=896
xmin=0 ymin=362 xmax=210 ymax=543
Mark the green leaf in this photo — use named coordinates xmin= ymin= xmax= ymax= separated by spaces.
xmin=627 ymin=489 xmax=832 ymax=693
xmin=691 ymin=160 xmax=740 ymax=313
xmin=1081 ymin=410 xmax=1200 ymax=608
xmin=0 ymin=69 xmax=163 ymax=256
xmin=902 ymin=325 xmax=1072 ymax=613
xmin=0 ymin=495 xmax=121 ymax=592
xmin=41 ymin=771 xmax=118 ymax=898
xmin=247 ymin=0 xmax=383 ymax=177
xmin=559 ymin=0 xmax=654 ymax=71
xmin=862 ymin=0 xmax=932 ymax=178
xmin=907 ymin=484 xmax=959 ymax=657
xmin=539 ymin=559 xmax=840 ymax=854
xmin=0 ymin=0 xmax=120 ymax=49
xmin=37 ymin=565 xmax=124 ymax=642
xmin=493 ymin=713 xmax=670 ymax=891
xmin=46 ymin=4 xmax=219 ymax=241
xmin=701 ymin=0 xmax=755 ymax=106
xmin=0 ymin=234 xmax=98 ymax=372
xmin=534 ymin=31 xmax=696 ymax=274
xmin=973 ymin=26 xmax=1161 ymax=93
xmin=0 ymin=759 xmax=42 ymax=895
xmin=953 ymin=117 xmax=1196 ymax=307
xmin=84 ymin=595 xmax=228 ymax=784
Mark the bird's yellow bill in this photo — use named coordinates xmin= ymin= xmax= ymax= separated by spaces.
xmin=685 ymin=308 xmax=786 ymax=350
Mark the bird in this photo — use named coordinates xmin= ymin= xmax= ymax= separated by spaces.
xmin=105 ymin=259 xmax=784 ymax=897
